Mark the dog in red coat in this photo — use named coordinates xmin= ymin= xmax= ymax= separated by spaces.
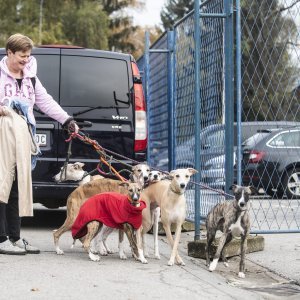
xmin=71 ymin=182 xmax=146 ymax=261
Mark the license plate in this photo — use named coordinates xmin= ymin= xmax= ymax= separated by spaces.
xmin=35 ymin=134 xmax=47 ymax=147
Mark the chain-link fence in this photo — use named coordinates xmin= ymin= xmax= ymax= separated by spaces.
xmin=240 ymin=0 xmax=300 ymax=233
xmin=138 ymin=0 xmax=300 ymax=234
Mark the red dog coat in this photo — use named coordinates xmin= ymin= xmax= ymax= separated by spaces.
xmin=72 ymin=192 xmax=146 ymax=239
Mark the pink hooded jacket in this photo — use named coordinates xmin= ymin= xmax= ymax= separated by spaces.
xmin=0 ymin=55 xmax=70 ymax=125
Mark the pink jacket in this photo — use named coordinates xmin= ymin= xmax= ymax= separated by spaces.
xmin=0 ymin=55 xmax=70 ymax=125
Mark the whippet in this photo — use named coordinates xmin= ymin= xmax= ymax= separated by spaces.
xmin=138 ymin=168 xmax=197 ymax=265
xmin=54 ymin=162 xmax=103 ymax=185
xmin=53 ymin=163 xmax=150 ymax=260
xmin=205 ymin=185 xmax=256 ymax=278
xmin=71 ymin=182 xmax=145 ymax=262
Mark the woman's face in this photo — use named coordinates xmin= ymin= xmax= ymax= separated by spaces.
xmin=7 ymin=49 xmax=31 ymax=72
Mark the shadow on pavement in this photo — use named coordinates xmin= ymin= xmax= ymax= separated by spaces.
xmin=22 ymin=208 xmax=67 ymax=228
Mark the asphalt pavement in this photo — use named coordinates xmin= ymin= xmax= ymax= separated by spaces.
xmin=0 ymin=206 xmax=299 ymax=300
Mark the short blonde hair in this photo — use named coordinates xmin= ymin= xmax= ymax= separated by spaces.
xmin=6 ymin=33 xmax=34 ymax=53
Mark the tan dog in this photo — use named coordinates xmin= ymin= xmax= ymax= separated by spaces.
xmin=138 ymin=168 xmax=198 ymax=265
xmin=54 ymin=162 xmax=103 ymax=185
xmin=131 ymin=163 xmax=151 ymax=184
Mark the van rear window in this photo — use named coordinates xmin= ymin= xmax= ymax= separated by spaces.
xmin=60 ymin=56 xmax=130 ymax=107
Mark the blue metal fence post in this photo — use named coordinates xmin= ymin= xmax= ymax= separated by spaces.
xmin=167 ymin=31 xmax=175 ymax=171
xmin=224 ymin=0 xmax=234 ymax=194
xmin=144 ymin=31 xmax=151 ymax=164
xmin=236 ymin=0 xmax=242 ymax=185
xmin=194 ymin=0 xmax=201 ymax=241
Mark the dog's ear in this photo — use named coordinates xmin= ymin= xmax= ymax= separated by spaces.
xmin=129 ymin=173 xmax=134 ymax=182
xmin=188 ymin=168 xmax=198 ymax=175
xmin=131 ymin=165 xmax=137 ymax=172
xmin=248 ymin=186 xmax=257 ymax=195
xmin=119 ymin=182 xmax=130 ymax=188
xmin=74 ymin=162 xmax=84 ymax=170
xmin=230 ymin=184 xmax=238 ymax=193
xmin=169 ymin=170 xmax=175 ymax=179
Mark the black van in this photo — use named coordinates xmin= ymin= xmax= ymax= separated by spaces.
xmin=0 ymin=46 xmax=147 ymax=208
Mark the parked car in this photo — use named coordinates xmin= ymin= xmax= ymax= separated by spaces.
xmin=241 ymin=127 xmax=300 ymax=198
xmin=0 ymin=46 xmax=147 ymax=208
xmin=205 ymin=121 xmax=300 ymax=189
xmin=156 ymin=121 xmax=300 ymax=190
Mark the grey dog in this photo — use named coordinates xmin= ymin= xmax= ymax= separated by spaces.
xmin=205 ymin=184 xmax=256 ymax=278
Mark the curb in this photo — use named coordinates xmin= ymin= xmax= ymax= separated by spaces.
xmin=187 ymin=235 xmax=265 ymax=259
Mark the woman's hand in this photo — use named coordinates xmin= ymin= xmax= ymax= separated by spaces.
xmin=0 ymin=106 xmax=8 ymax=116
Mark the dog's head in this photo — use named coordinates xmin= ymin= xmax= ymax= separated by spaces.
xmin=169 ymin=168 xmax=198 ymax=194
xmin=148 ymin=170 xmax=162 ymax=184
xmin=54 ymin=162 xmax=86 ymax=182
xmin=131 ymin=163 xmax=151 ymax=186
xmin=230 ymin=184 xmax=257 ymax=211
xmin=119 ymin=182 xmax=143 ymax=207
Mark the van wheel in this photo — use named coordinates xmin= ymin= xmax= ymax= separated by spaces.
xmin=282 ymin=168 xmax=300 ymax=199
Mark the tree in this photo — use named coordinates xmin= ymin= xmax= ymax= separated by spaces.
xmin=100 ymin=0 xmax=146 ymax=53
xmin=0 ymin=0 xmax=109 ymax=49
xmin=241 ymin=0 xmax=300 ymax=121
xmin=160 ymin=0 xmax=194 ymax=30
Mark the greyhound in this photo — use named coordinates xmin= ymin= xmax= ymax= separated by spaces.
xmin=205 ymin=184 xmax=256 ymax=278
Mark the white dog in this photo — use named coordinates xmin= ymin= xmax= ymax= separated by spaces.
xmin=54 ymin=162 xmax=103 ymax=185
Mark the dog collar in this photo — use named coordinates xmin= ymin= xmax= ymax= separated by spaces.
xmin=80 ymin=171 xmax=89 ymax=180
xmin=169 ymin=186 xmax=184 ymax=195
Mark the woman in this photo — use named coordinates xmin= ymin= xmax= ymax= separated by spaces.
xmin=0 ymin=33 xmax=78 ymax=255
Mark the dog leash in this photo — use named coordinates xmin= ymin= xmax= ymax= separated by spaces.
xmin=65 ymin=132 xmax=127 ymax=182
xmin=66 ymin=131 xmax=234 ymax=197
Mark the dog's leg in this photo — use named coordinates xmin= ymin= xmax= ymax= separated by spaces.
xmin=83 ymin=221 xmax=101 ymax=261
xmin=209 ymin=232 xmax=229 ymax=272
xmin=206 ymin=229 xmax=216 ymax=267
xmin=123 ymin=224 xmax=148 ymax=264
xmin=153 ymin=207 xmax=160 ymax=259
xmin=163 ymin=222 xmax=184 ymax=266
xmin=221 ymin=234 xmax=233 ymax=268
xmin=118 ymin=228 xmax=127 ymax=260
xmin=53 ymin=216 xmax=75 ymax=255
xmin=92 ymin=225 xmax=114 ymax=255
xmin=238 ymin=233 xmax=248 ymax=278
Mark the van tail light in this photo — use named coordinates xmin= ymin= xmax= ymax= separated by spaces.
xmin=131 ymin=62 xmax=147 ymax=152
xmin=248 ymin=150 xmax=265 ymax=163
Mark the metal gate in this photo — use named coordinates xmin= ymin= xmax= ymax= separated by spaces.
xmin=137 ymin=0 xmax=300 ymax=236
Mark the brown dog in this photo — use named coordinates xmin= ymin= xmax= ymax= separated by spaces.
xmin=53 ymin=164 xmax=150 ymax=257
xmin=71 ymin=182 xmax=145 ymax=262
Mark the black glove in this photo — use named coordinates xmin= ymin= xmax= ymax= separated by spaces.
xmin=63 ymin=117 xmax=79 ymax=133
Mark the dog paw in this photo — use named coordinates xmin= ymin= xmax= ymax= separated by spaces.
xmin=154 ymin=254 xmax=161 ymax=260
xmin=140 ymin=258 xmax=148 ymax=264
xmin=167 ymin=260 xmax=175 ymax=266
xmin=56 ymin=248 xmax=64 ymax=255
xmin=177 ymin=261 xmax=185 ymax=266
xmin=89 ymin=252 xmax=100 ymax=262
xmin=238 ymin=272 xmax=245 ymax=278
xmin=208 ymin=259 xmax=218 ymax=272
xmin=119 ymin=252 xmax=127 ymax=260
xmin=99 ymin=249 xmax=108 ymax=256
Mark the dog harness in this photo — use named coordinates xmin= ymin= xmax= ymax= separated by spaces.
xmin=71 ymin=192 xmax=146 ymax=239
